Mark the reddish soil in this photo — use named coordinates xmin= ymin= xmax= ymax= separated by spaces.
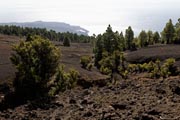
xmin=0 ymin=35 xmax=180 ymax=120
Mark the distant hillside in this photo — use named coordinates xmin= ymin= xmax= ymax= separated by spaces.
xmin=0 ymin=21 xmax=89 ymax=36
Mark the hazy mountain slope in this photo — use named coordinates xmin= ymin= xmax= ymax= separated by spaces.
xmin=0 ymin=21 xmax=89 ymax=35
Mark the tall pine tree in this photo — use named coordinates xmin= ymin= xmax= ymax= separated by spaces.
xmin=125 ymin=26 xmax=134 ymax=50
xmin=162 ymin=19 xmax=175 ymax=44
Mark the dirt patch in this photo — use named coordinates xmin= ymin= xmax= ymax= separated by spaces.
xmin=0 ymin=35 xmax=108 ymax=84
xmin=0 ymin=35 xmax=20 ymax=82
xmin=125 ymin=44 xmax=180 ymax=67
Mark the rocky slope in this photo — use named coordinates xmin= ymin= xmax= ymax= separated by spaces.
xmin=0 ymin=75 xmax=180 ymax=120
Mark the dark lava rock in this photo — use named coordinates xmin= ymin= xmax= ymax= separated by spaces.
xmin=69 ymin=99 xmax=76 ymax=104
xmin=119 ymin=82 xmax=128 ymax=89
xmin=81 ymin=99 xmax=88 ymax=105
xmin=78 ymin=105 xmax=84 ymax=111
xmin=172 ymin=86 xmax=180 ymax=95
xmin=141 ymin=114 xmax=155 ymax=120
xmin=53 ymin=101 xmax=64 ymax=108
xmin=83 ymin=111 xmax=92 ymax=117
xmin=77 ymin=79 xmax=92 ymax=89
xmin=169 ymin=79 xmax=180 ymax=95
xmin=155 ymin=84 xmax=166 ymax=94
xmin=148 ymin=109 xmax=160 ymax=115
xmin=135 ymin=114 xmax=156 ymax=120
xmin=111 ymin=103 xmax=127 ymax=110
xmin=93 ymin=103 xmax=101 ymax=109
xmin=83 ymin=89 xmax=93 ymax=96
xmin=28 ymin=111 xmax=37 ymax=118
xmin=0 ymin=83 xmax=10 ymax=94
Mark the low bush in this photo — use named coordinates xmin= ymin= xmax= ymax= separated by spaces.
xmin=127 ymin=58 xmax=179 ymax=79
xmin=98 ymin=52 xmax=115 ymax=76
xmin=127 ymin=64 xmax=138 ymax=73
xmin=100 ymin=66 xmax=112 ymax=75
xmin=49 ymin=65 xmax=79 ymax=96
xmin=149 ymin=66 xmax=161 ymax=78
xmin=161 ymin=58 xmax=178 ymax=77
xmin=80 ymin=55 xmax=92 ymax=69
xmin=150 ymin=60 xmax=160 ymax=78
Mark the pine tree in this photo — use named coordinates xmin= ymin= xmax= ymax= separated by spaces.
xmin=125 ymin=26 xmax=134 ymax=50
xmin=162 ymin=19 xmax=175 ymax=44
xmin=63 ymin=36 xmax=71 ymax=46
xmin=11 ymin=36 xmax=60 ymax=98
xmin=147 ymin=30 xmax=154 ymax=45
xmin=119 ymin=32 xmax=126 ymax=51
xmin=153 ymin=32 xmax=160 ymax=43
xmin=94 ymin=34 xmax=104 ymax=68
xmin=138 ymin=30 xmax=148 ymax=47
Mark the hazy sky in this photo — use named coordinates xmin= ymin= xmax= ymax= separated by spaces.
xmin=0 ymin=0 xmax=180 ymax=35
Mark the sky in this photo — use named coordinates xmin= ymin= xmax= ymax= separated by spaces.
xmin=0 ymin=0 xmax=180 ymax=35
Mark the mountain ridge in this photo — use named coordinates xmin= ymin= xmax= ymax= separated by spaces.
xmin=0 ymin=21 xmax=89 ymax=36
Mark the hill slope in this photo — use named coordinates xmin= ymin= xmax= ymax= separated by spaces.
xmin=0 ymin=21 xmax=89 ymax=35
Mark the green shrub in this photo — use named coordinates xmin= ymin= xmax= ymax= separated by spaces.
xmin=122 ymin=70 xmax=129 ymax=79
xmin=118 ymin=66 xmax=128 ymax=79
xmin=160 ymin=67 xmax=169 ymax=78
xmin=146 ymin=61 xmax=155 ymax=72
xmin=100 ymin=66 xmax=112 ymax=75
xmin=148 ymin=60 xmax=161 ymax=78
xmin=98 ymin=53 xmax=114 ymax=76
xmin=67 ymin=68 xmax=79 ymax=88
xmin=87 ymin=63 xmax=93 ymax=71
xmin=54 ymin=65 xmax=67 ymax=92
xmin=80 ymin=55 xmax=92 ymax=69
xmin=161 ymin=58 xmax=178 ymax=77
xmin=137 ymin=63 xmax=147 ymax=72
xmin=10 ymin=36 xmax=60 ymax=99
xmin=98 ymin=51 xmax=128 ymax=79
xmin=128 ymin=64 xmax=138 ymax=73
xmin=130 ymin=58 xmax=178 ymax=79
xmin=49 ymin=65 xmax=79 ymax=96
xmin=155 ymin=59 xmax=161 ymax=70
xmin=149 ymin=66 xmax=161 ymax=78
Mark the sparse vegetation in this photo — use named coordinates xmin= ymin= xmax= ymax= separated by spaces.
xmin=127 ymin=58 xmax=179 ymax=79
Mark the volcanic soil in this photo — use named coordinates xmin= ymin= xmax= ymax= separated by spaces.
xmin=0 ymin=35 xmax=180 ymax=120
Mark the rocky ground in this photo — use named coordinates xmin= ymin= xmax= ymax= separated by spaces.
xmin=0 ymin=75 xmax=180 ymax=120
xmin=1 ymin=35 xmax=180 ymax=120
